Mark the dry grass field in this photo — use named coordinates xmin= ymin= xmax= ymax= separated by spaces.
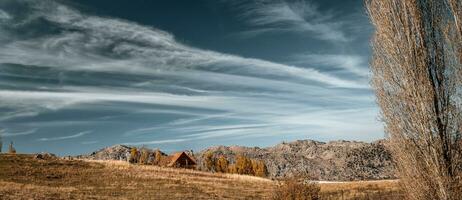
xmin=0 ymin=154 xmax=403 ymax=199
xmin=320 ymin=180 xmax=403 ymax=200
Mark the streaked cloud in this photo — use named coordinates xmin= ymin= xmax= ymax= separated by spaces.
xmin=37 ymin=131 xmax=92 ymax=142
xmin=290 ymin=54 xmax=370 ymax=77
xmin=0 ymin=10 xmax=10 ymax=20
xmin=0 ymin=0 xmax=361 ymax=89
xmin=123 ymin=138 xmax=189 ymax=145
xmin=0 ymin=128 xmax=37 ymax=137
xmin=224 ymin=0 xmax=348 ymax=41
xmin=0 ymin=0 xmax=380 ymax=153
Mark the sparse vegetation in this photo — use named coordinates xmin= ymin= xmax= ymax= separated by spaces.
xmin=0 ymin=133 xmax=2 ymax=153
xmin=152 ymin=149 xmax=163 ymax=165
xmin=235 ymin=154 xmax=254 ymax=175
xmin=272 ymin=177 xmax=320 ymax=200
xmin=139 ymin=147 xmax=150 ymax=165
xmin=0 ymin=154 xmax=403 ymax=199
xmin=366 ymin=0 xmax=462 ymax=199
xmin=201 ymin=153 xmax=267 ymax=177
xmin=128 ymin=147 xmax=138 ymax=164
xmin=204 ymin=151 xmax=216 ymax=172
xmin=7 ymin=142 xmax=15 ymax=154
xmin=320 ymin=180 xmax=403 ymax=200
xmin=252 ymin=160 xmax=268 ymax=177
xmin=215 ymin=155 xmax=229 ymax=173
xmin=0 ymin=154 xmax=274 ymax=199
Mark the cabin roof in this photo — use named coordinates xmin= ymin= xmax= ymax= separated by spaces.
xmin=168 ymin=152 xmax=196 ymax=166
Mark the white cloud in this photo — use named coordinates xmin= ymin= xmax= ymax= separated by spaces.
xmin=0 ymin=0 xmax=363 ymax=89
xmin=0 ymin=10 xmax=10 ymax=20
xmin=37 ymin=130 xmax=92 ymax=141
xmin=291 ymin=54 xmax=371 ymax=77
xmin=0 ymin=0 xmax=382 ymax=147
xmin=225 ymin=0 xmax=348 ymax=42
xmin=0 ymin=128 xmax=37 ymax=137
xmin=123 ymin=138 xmax=189 ymax=145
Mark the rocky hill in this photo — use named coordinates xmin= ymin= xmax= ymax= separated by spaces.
xmin=77 ymin=145 xmax=168 ymax=162
xmin=78 ymin=140 xmax=395 ymax=181
xmin=76 ymin=144 xmax=132 ymax=161
xmin=196 ymin=140 xmax=395 ymax=181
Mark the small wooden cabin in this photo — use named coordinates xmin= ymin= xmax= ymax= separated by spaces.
xmin=168 ymin=152 xmax=196 ymax=169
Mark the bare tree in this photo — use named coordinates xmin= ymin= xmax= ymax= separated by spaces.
xmin=366 ymin=0 xmax=462 ymax=199
xmin=0 ymin=132 xmax=2 ymax=153
xmin=8 ymin=141 xmax=16 ymax=154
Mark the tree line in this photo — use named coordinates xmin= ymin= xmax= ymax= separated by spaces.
xmin=128 ymin=147 xmax=163 ymax=165
xmin=203 ymin=152 xmax=268 ymax=177
xmin=0 ymin=134 xmax=16 ymax=154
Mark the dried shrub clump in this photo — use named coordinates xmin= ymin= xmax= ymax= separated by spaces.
xmin=272 ymin=177 xmax=320 ymax=200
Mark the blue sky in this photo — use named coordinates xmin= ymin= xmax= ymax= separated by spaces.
xmin=0 ymin=0 xmax=382 ymax=155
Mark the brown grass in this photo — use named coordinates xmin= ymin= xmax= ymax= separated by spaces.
xmin=0 ymin=154 xmax=403 ymax=199
xmin=320 ymin=180 xmax=403 ymax=200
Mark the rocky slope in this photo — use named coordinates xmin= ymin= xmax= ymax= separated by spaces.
xmin=77 ymin=144 xmax=132 ymax=161
xmin=196 ymin=140 xmax=395 ymax=181
xmin=77 ymin=145 xmax=168 ymax=162
xmin=78 ymin=140 xmax=395 ymax=181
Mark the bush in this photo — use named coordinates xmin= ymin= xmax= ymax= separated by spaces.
xmin=272 ymin=178 xmax=320 ymax=200
xmin=152 ymin=149 xmax=163 ymax=165
xmin=129 ymin=147 xmax=139 ymax=164
xmin=252 ymin=160 xmax=268 ymax=177
xmin=204 ymin=151 xmax=216 ymax=172
xmin=228 ymin=164 xmax=237 ymax=174
xmin=215 ymin=156 xmax=229 ymax=173
xmin=235 ymin=154 xmax=254 ymax=175
xmin=139 ymin=148 xmax=150 ymax=165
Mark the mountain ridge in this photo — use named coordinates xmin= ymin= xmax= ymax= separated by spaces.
xmin=78 ymin=139 xmax=395 ymax=181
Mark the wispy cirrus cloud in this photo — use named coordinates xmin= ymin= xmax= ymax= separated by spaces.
xmin=0 ymin=128 xmax=37 ymax=137
xmin=123 ymin=138 xmax=189 ymax=145
xmin=37 ymin=131 xmax=92 ymax=142
xmin=290 ymin=54 xmax=371 ymax=77
xmin=224 ymin=0 xmax=348 ymax=42
xmin=0 ymin=10 xmax=10 ymax=20
xmin=0 ymin=0 xmax=380 ymax=152
xmin=0 ymin=0 xmax=361 ymax=89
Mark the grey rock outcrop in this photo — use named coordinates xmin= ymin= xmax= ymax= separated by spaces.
xmin=78 ymin=144 xmax=132 ymax=161
xmin=79 ymin=139 xmax=395 ymax=181
xmin=196 ymin=140 xmax=395 ymax=181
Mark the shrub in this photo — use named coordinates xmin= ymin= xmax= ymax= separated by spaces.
xmin=228 ymin=164 xmax=237 ymax=174
xmin=215 ymin=156 xmax=229 ymax=173
xmin=152 ymin=149 xmax=163 ymax=165
xmin=204 ymin=151 xmax=216 ymax=172
xmin=235 ymin=154 xmax=254 ymax=175
xmin=139 ymin=148 xmax=150 ymax=165
xmin=129 ymin=147 xmax=139 ymax=164
xmin=252 ymin=160 xmax=268 ymax=177
xmin=272 ymin=178 xmax=320 ymax=200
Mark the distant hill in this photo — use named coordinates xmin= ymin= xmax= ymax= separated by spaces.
xmin=197 ymin=140 xmax=395 ymax=181
xmin=0 ymin=154 xmax=401 ymax=199
xmin=78 ymin=139 xmax=395 ymax=181
xmin=77 ymin=144 xmax=132 ymax=161
xmin=77 ymin=144 xmax=168 ymax=162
